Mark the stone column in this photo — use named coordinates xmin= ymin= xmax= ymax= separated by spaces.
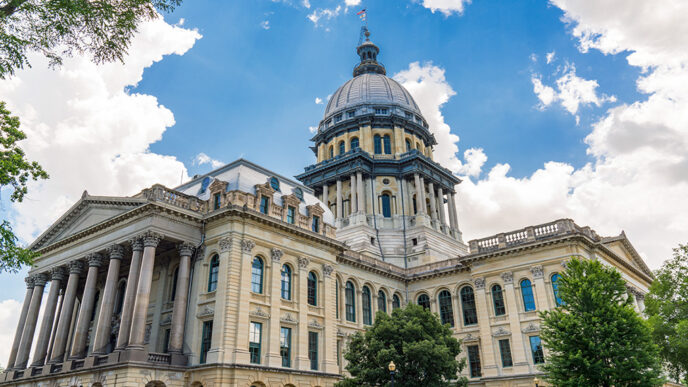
xmin=449 ymin=193 xmax=459 ymax=230
xmin=45 ymin=289 xmax=64 ymax=362
xmin=128 ymin=232 xmax=162 ymax=350
xmin=266 ymin=248 xmax=284 ymax=367
xmin=437 ymin=187 xmax=446 ymax=226
xmin=350 ymin=174 xmax=357 ymax=214
xmin=115 ymin=238 xmax=143 ymax=350
xmin=15 ymin=274 xmax=48 ymax=369
xmin=501 ymin=272 xmax=528 ymax=370
xmin=322 ymin=183 xmax=329 ymax=209
xmin=70 ymin=253 xmax=104 ymax=359
xmin=336 ymin=179 xmax=342 ymax=219
xmin=531 ymin=266 xmax=548 ymax=310
xmin=472 ymin=278 xmax=498 ymax=376
xmin=428 ymin=182 xmax=437 ymax=221
xmin=296 ymin=257 xmax=310 ymax=370
xmin=419 ymin=176 xmax=427 ymax=214
xmin=7 ymin=277 xmax=34 ymax=369
xmin=169 ymin=243 xmax=194 ymax=355
xmin=91 ymin=245 xmax=124 ymax=355
xmin=31 ymin=268 xmax=66 ymax=366
xmin=322 ymin=264 xmax=338 ymax=373
xmin=357 ymin=172 xmax=365 ymax=213
xmin=50 ymin=261 xmax=83 ymax=363
xmin=413 ymin=173 xmax=423 ymax=214
xmin=233 ymin=239 xmax=255 ymax=363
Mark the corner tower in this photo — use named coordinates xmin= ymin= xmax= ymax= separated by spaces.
xmin=297 ymin=31 xmax=467 ymax=267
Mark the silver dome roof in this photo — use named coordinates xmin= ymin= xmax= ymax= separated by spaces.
xmin=323 ymin=73 xmax=422 ymax=120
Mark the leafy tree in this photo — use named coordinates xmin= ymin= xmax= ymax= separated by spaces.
xmin=540 ymin=258 xmax=663 ymax=387
xmin=0 ymin=0 xmax=182 ymax=271
xmin=337 ymin=303 xmax=467 ymax=387
xmin=645 ymin=244 xmax=688 ymax=384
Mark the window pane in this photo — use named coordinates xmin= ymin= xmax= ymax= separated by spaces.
xmin=521 ymin=279 xmax=536 ymax=311
xmin=392 ymin=295 xmax=401 ymax=309
xmin=377 ymin=290 xmax=387 ymax=313
xmin=351 ymin=137 xmax=359 ymax=149
xmin=312 ymin=215 xmax=320 ymax=233
xmin=208 ymin=255 xmax=219 ymax=292
xmin=287 ymin=206 xmax=295 ymax=224
xmin=383 ymin=135 xmax=391 ymax=154
xmin=308 ymin=331 xmax=319 ymax=370
xmin=381 ymin=194 xmax=391 ymax=217
xmin=308 ymin=271 xmax=318 ymax=306
xmin=467 ymin=345 xmax=482 ymax=378
xmin=251 ymin=257 xmax=263 ymax=293
xmin=281 ymin=265 xmax=291 ymax=300
xmin=417 ymin=294 xmax=430 ymax=310
xmin=249 ymin=322 xmax=262 ymax=364
xmin=362 ymin=286 xmax=372 ymax=325
xmin=438 ymin=290 xmax=454 ymax=327
xmin=200 ymin=321 xmax=213 ymax=364
xmin=280 ymin=327 xmax=291 ymax=367
xmin=336 ymin=280 xmax=340 ymax=319
xmin=345 ymin=281 xmax=356 ymax=322
xmin=260 ymin=196 xmax=269 ymax=214
xmin=499 ymin=339 xmax=513 ymax=367
xmin=491 ymin=284 xmax=506 ymax=316
xmin=339 ymin=141 xmax=345 ymax=155
xmin=530 ymin=336 xmax=545 ymax=364
xmin=551 ymin=274 xmax=562 ymax=306
xmin=461 ymin=287 xmax=478 ymax=325
xmin=374 ymin=135 xmax=382 ymax=154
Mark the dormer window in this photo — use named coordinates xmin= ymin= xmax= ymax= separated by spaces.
xmin=347 ymin=110 xmax=356 ymax=118
xmin=293 ymin=187 xmax=304 ymax=201
xmin=334 ymin=114 xmax=342 ymax=123
xmin=287 ymin=206 xmax=296 ymax=224
xmin=200 ymin=176 xmax=211 ymax=194
xmin=270 ymin=177 xmax=280 ymax=191
xmin=326 ymin=119 xmax=332 ymax=127
xmin=311 ymin=215 xmax=320 ymax=233
xmin=213 ymin=192 xmax=221 ymax=210
xmin=260 ymin=196 xmax=270 ymax=214
xmin=405 ymin=112 xmax=413 ymax=120
xmin=374 ymin=107 xmax=388 ymax=115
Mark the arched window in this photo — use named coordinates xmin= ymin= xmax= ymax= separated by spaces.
xmin=281 ymin=264 xmax=292 ymax=300
xmin=412 ymin=195 xmax=418 ymax=214
xmin=438 ymin=290 xmax=455 ymax=327
xmin=338 ymin=140 xmax=345 ymax=155
xmin=392 ymin=294 xmax=401 ymax=309
xmin=350 ymin=137 xmax=359 ymax=150
xmin=381 ymin=193 xmax=391 ymax=217
xmin=520 ymin=279 xmax=536 ymax=311
xmin=307 ymin=271 xmax=318 ymax=306
xmin=336 ymin=279 xmax=340 ymax=319
xmin=378 ymin=290 xmax=387 ymax=313
xmin=345 ymin=281 xmax=356 ymax=322
xmin=491 ymin=284 xmax=506 ymax=316
xmin=329 ymin=146 xmax=334 ymax=158
xmin=115 ymin=280 xmax=126 ymax=315
xmin=208 ymin=255 xmax=219 ymax=292
xmin=383 ymin=135 xmax=391 ymax=154
xmin=460 ymin=286 xmax=478 ymax=325
xmin=374 ymin=135 xmax=382 ymax=154
xmin=417 ymin=294 xmax=430 ymax=310
xmin=362 ymin=286 xmax=372 ymax=325
xmin=170 ymin=266 xmax=179 ymax=301
xmin=551 ymin=273 xmax=562 ymax=306
xmin=251 ymin=257 xmax=264 ymax=294
xmin=405 ymin=139 xmax=412 ymax=152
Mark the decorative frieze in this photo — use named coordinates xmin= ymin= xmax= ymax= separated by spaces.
xmin=522 ymin=322 xmax=540 ymax=333
xmin=241 ymin=239 xmax=255 ymax=253
xmin=178 ymin=242 xmax=195 ymax=257
xmin=280 ymin=313 xmax=298 ymax=325
xmin=492 ymin=327 xmax=511 ymax=337
xmin=308 ymin=320 xmax=324 ymax=330
xmin=322 ymin=264 xmax=334 ymax=276
xmin=271 ymin=248 xmax=283 ymax=262
xmin=106 ymin=244 xmax=125 ymax=260
xmin=250 ymin=307 xmax=270 ymax=319
xmin=218 ymin=237 xmax=232 ymax=252
xmin=463 ymin=333 xmax=480 ymax=343
xmin=197 ymin=305 xmax=215 ymax=318
xmin=501 ymin=271 xmax=513 ymax=284
xmin=530 ymin=265 xmax=544 ymax=279
xmin=474 ymin=277 xmax=485 ymax=290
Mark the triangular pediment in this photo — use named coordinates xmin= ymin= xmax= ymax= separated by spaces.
xmin=31 ymin=194 xmax=147 ymax=250
xmin=601 ymin=234 xmax=653 ymax=278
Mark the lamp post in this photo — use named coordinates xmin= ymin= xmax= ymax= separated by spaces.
xmin=388 ymin=361 xmax=396 ymax=387
xmin=534 ymin=377 xmax=540 ymax=387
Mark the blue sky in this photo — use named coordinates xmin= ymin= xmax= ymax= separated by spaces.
xmin=1 ymin=0 xmax=687 ymax=329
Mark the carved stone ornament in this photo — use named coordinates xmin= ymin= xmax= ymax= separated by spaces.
xmin=308 ymin=320 xmax=324 ymax=330
xmin=501 ymin=271 xmax=513 ymax=284
xmin=24 ymin=276 xmax=34 ymax=288
xmin=141 ymin=231 xmax=163 ymax=248
xmin=177 ymin=242 xmax=195 ymax=257
xmin=32 ymin=273 xmax=48 ymax=287
xmin=560 ymin=260 xmax=569 ymax=270
xmin=298 ymin=257 xmax=310 ymax=269
xmin=144 ymin=324 xmax=152 ymax=344
xmin=241 ymin=239 xmax=255 ymax=253
xmin=463 ymin=333 xmax=480 ymax=343
xmin=69 ymin=260 xmax=84 ymax=275
xmin=280 ymin=313 xmax=298 ymax=324
xmin=218 ymin=237 xmax=232 ymax=253
xmin=50 ymin=266 xmax=67 ymax=282
xmin=250 ymin=307 xmax=270 ymax=319
xmin=130 ymin=237 xmax=144 ymax=252
xmin=197 ymin=305 xmax=215 ymax=318
xmin=85 ymin=252 xmax=105 ymax=267
xmin=522 ymin=322 xmax=540 ymax=333
xmin=107 ymin=244 xmax=125 ymax=260
xmin=492 ymin=327 xmax=511 ymax=337
xmin=271 ymin=248 xmax=284 ymax=262
xmin=159 ymin=315 xmax=172 ymax=326
xmin=530 ymin=265 xmax=544 ymax=279
xmin=322 ymin=264 xmax=334 ymax=277
xmin=474 ymin=277 xmax=485 ymax=290
xmin=337 ymin=328 xmax=345 ymax=337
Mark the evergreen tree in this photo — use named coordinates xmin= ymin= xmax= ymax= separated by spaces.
xmin=337 ymin=303 xmax=466 ymax=387
xmin=540 ymin=258 xmax=663 ymax=387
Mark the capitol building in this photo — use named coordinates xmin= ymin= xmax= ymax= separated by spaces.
xmin=1 ymin=32 xmax=653 ymax=387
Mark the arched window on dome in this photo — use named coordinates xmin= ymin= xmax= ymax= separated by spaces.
xmin=350 ymin=137 xmax=359 ymax=150
xmin=381 ymin=193 xmax=392 ymax=218
xmin=405 ymin=139 xmax=412 ymax=152
xmin=329 ymin=145 xmax=334 ymax=159
xmin=417 ymin=294 xmax=430 ymax=310
xmin=338 ymin=140 xmax=345 ymax=155
xmin=383 ymin=135 xmax=391 ymax=154
xmin=374 ymin=135 xmax=382 ymax=154
xmin=520 ymin=279 xmax=536 ymax=311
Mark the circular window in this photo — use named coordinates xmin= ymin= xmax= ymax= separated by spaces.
xmin=382 ymin=178 xmax=390 ymax=185
xmin=270 ymin=177 xmax=280 ymax=191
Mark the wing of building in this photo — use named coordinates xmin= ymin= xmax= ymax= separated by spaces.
xmin=2 ymin=31 xmax=654 ymax=387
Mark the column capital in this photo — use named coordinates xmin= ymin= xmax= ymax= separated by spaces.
xmin=107 ymin=244 xmax=126 ymax=260
xmin=298 ymin=257 xmax=310 ymax=270
xmin=129 ymin=237 xmax=144 ymax=252
xmin=32 ymin=273 xmax=48 ymax=287
xmin=140 ymin=231 xmax=163 ymax=248
xmin=218 ymin=237 xmax=232 ymax=252
xmin=24 ymin=276 xmax=34 ymax=289
xmin=178 ymin=242 xmax=195 ymax=257
xmin=69 ymin=260 xmax=84 ymax=274
xmin=271 ymin=248 xmax=283 ymax=262
xmin=501 ymin=271 xmax=513 ymax=284
xmin=241 ymin=239 xmax=255 ymax=253
xmin=86 ymin=252 xmax=105 ymax=267
xmin=322 ymin=264 xmax=334 ymax=277
xmin=50 ymin=267 xmax=67 ymax=282
xmin=474 ymin=277 xmax=485 ymax=290
xmin=530 ymin=265 xmax=544 ymax=279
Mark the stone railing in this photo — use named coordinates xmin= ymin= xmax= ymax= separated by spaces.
xmin=468 ymin=219 xmax=591 ymax=254
xmin=138 ymin=184 xmax=206 ymax=212
xmin=148 ymin=352 xmax=171 ymax=364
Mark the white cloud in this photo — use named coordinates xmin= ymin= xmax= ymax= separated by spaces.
xmin=529 ymin=53 xmax=538 ymax=63
xmin=344 ymin=0 xmax=361 ymax=6
xmin=309 ymin=126 xmax=318 ymax=134
xmin=260 ymin=20 xmax=270 ymax=30
xmin=307 ymin=5 xmax=342 ymax=26
xmin=315 ymin=97 xmax=323 ymax=104
xmin=302 ymin=0 xmax=311 ymax=8
xmin=0 ymin=299 xmax=21 ymax=367
xmin=0 ymin=17 xmax=201 ymax=243
xmin=194 ymin=153 xmax=224 ymax=169
xmin=532 ymin=76 xmax=556 ymax=107
xmin=546 ymin=51 xmax=556 ymax=64
xmin=422 ymin=0 xmax=472 ymax=16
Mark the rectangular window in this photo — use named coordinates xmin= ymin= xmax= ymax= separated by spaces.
xmin=374 ymin=107 xmax=388 ymax=115
xmin=287 ymin=206 xmax=295 ymax=224
xmin=308 ymin=331 xmax=319 ymax=370
xmin=249 ymin=322 xmax=262 ymax=364
xmin=280 ymin=327 xmax=291 ymax=367
xmin=498 ymin=339 xmax=513 ymax=367
xmin=467 ymin=345 xmax=482 ymax=378
xmin=311 ymin=215 xmax=320 ymax=233
xmin=162 ymin=328 xmax=171 ymax=353
xmin=530 ymin=336 xmax=545 ymax=364
xmin=347 ymin=110 xmax=356 ymax=118
xmin=213 ymin=192 xmax=221 ymax=210
xmin=200 ymin=321 xmax=213 ymax=364
xmin=260 ymin=196 xmax=269 ymax=214
xmin=334 ymin=114 xmax=342 ymax=122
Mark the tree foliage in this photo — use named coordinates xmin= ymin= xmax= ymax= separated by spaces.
xmin=337 ymin=304 xmax=466 ymax=387
xmin=645 ymin=243 xmax=688 ymax=384
xmin=539 ymin=258 xmax=663 ymax=387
